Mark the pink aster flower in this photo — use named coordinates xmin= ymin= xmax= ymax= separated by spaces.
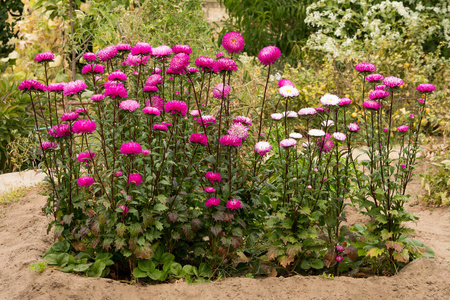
xmin=115 ymin=171 xmax=123 ymax=177
xmin=254 ymin=141 xmax=272 ymax=156
xmin=104 ymin=81 xmax=128 ymax=98
xmin=77 ymin=176 xmax=94 ymax=187
xmin=72 ymin=120 xmax=96 ymax=134
xmin=362 ymin=100 xmax=382 ymax=110
xmin=46 ymin=83 xmax=65 ymax=92
xmin=409 ymin=114 xmax=414 ymax=119
xmin=196 ymin=115 xmax=216 ymax=127
xmin=119 ymin=100 xmax=140 ymax=112
xmin=335 ymin=255 xmax=344 ymax=263
xmin=205 ymin=171 xmax=221 ymax=183
xmin=280 ymin=138 xmax=296 ymax=148
xmin=120 ymin=142 xmax=142 ymax=154
xmin=271 ymin=113 xmax=283 ymax=120
xmin=354 ymin=62 xmax=376 ymax=73
xmin=279 ymin=85 xmax=299 ymax=97
xmin=213 ymin=83 xmax=231 ymax=99
xmin=108 ymin=70 xmax=127 ymax=81
xmin=233 ymin=116 xmax=251 ymax=126
xmin=204 ymin=187 xmax=216 ymax=193
xmin=384 ymin=128 xmax=389 ymax=133
xmin=188 ymin=67 xmax=199 ymax=73
xmin=170 ymin=53 xmax=190 ymax=73
xmin=205 ymin=198 xmax=220 ymax=207
xmin=195 ymin=56 xmax=215 ymax=71
xmin=222 ymin=32 xmax=245 ymax=53
xmin=143 ymin=85 xmax=159 ymax=92
xmin=83 ymin=53 xmax=96 ymax=61
xmin=117 ymin=205 xmax=129 ymax=213
xmin=315 ymin=107 xmax=326 ymax=112
xmin=128 ymin=173 xmax=143 ymax=185
xmin=216 ymin=52 xmax=224 ymax=58
xmin=320 ymin=94 xmax=340 ymax=106
xmin=146 ymin=74 xmax=163 ymax=86
xmin=131 ymin=42 xmax=152 ymax=55
xmin=97 ymin=46 xmax=118 ymax=61
xmin=258 ymin=46 xmax=281 ymax=65
xmin=152 ymin=45 xmax=172 ymax=57
xmin=383 ymin=76 xmax=404 ymax=88
xmin=153 ymin=124 xmax=169 ymax=131
xmin=339 ymin=98 xmax=352 ymax=106
xmin=220 ymin=134 xmax=242 ymax=147
xmin=190 ymin=109 xmax=201 ymax=117
xmin=165 ymin=100 xmax=188 ymax=116
xmin=91 ymin=94 xmax=105 ymax=101
xmin=189 ymin=133 xmax=208 ymax=146
xmin=317 ymin=133 xmax=334 ymax=153
xmin=60 ymin=112 xmax=79 ymax=121
xmin=226 ymin=199 xmax=242 ymax=210
xmin=18 ymin=80 xmax=46 ymax=91
xmin=336 ymin=245 xmax=344 ymax=252
xmin=348 ymin=123 xmax=361 ymax=132
xmin=116 ymin=44 xmax=132 ymax=52
xmin=375 ymin=85 xmax=387 ymax=91
xmin=416 ymin=83 xmax=436 ymax=93
xmin=278 ymin=79 xmax=294 ymax=87
xmin=213 ymin=58 xmax=238 ymax=73
xmin=41 ymin=141 xmax=57 ymax=151
xmin=283 ymin=111 xmax=298 ymax=118
xmin=369 ymin=90 xmax=390 ymax=99
xmin=63 ymin=80 xmax=87 ymax=96
xmin=76 ymin=107 xmax=88 ymax=114
xmin=365 ymin=74 xmax=384 ymax=82
xmin=82 ymin=64 xmax=105 ymax=74
xmin=140 ymin=149 xmax=150 ymax=156
xmin=298 ymin=107 xmax=317 ymax=115
xmin=161 ymin=122 xmax=172 ymax=127
xmin=172 ymin=44 xmax=192 ymax=54
xmin=397 ymin=125 xmax=409 ymax=132
xmin=48 ymin=124 xmax=71 ymax=138
xmin=333 ymin=132 xmax=346 ymax=141
xmin=77 ymin=151 xmax=95 ymax=162
xmin=143 ymin=107 xmax=161 ymax=116
xmin=34 ymin=52 xmax=55 ymax=62
xmin=418 ymin=98 xmax=424 ymax=104
xmin=228 ymin=123 xmax=249 ymax=140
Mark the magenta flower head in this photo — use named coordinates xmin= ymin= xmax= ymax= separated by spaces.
xmin=46 ymin=83 xmax=66 ymax=92
xmin=18 ymin=80 xmax=46 ymax=91
xmin=365 ymin=74 xmax=384 ymax=82
xmin=317 ymin=133 xmax=333 ymax=153
xmin=91 ymin=94 xmax=105 ymax=102
xmin=220 ymin=134 xmax=242 ymax=147
xmin=119 ymin=100 xmax=140 ymax=112
xmin=409 ymin=114 xmax=415 ymax=119
xmin=116 ymin=44 xmax=132 ymax=52
xmin=280 ymin=138 xmax=297 ymax=148
xmin=170 ymin=53 xmax=190 ymax=73
xmin=41 ymin=141 xmax=58 ymax=151
xmin=206 ymin=197 xmax=220 ymax=207
xmin=213 ymin=58 xmax=238 ymax=73
xmin=354 ymin=62 xmax=376 ymax=73
xmin=228 ymin=123 xmax=249 ymax=140
xmin=97 ymin=46 xmax=118 ymax=61
xmin=128 ymin=173 xmax=143 ymax=185
xmin=72 ymin=120 xmax=96 ymax=134
xmin=222 ymin=32 xmax=245 ymax=53
xmin=82 ymin=64 xmax=105 ymax=74
xmin=278 ymin=78 xmax=294 ymax=88
xmin=397 ymin=125 xmax=409 ymax=132
xmin=347 ymin=123 xmax=361 ymax=132
xmin=131 ymin=42 xmax=152 ymax=55
xmin=383 ymin=76 xmax=403 ymax=88
xmin=418 ymin=98 xmax=425 ymax=104
xmin=115 ymin=171 xmax=123 ymax=177
xmin=226 ymin=199 xmax=242 ymax=210
xmin=375 ymin=85 xmax=387 ymax=91
xmin=233 ymin=116 xmax=251 ymax=126
xmin=142 ymin=149 xmax=150 ymax=156
xmin=196 ymin=115 xmax=216 ymax=127
xmin=77 ymin=176 xmax=94 ymax=187
xmin=188 ymin=67 xmax=199 ymax=73
xmin=34 ymin=52 xmax=55 ymax=62
xmin=254 ymin=141 xmax=272 ymax=156
xmin=298 ymin=107 xmax=317 ymax=116
xmin=60 ymin=112 xmax=79 ymax=122
xmin=172 ymin=44 xmax=192 ymax=54
xmin=120 ymin=142 xmax=142 ymax=155
xmin=76 ymin=107 xmax=88 ymax=114
xmin=152 ymin=45 xmax=173 ymax=57
xmin=362 ymin=100 xmax=382 ymax=110
xmin=335 ymin=255 xmax=344 ymax=263
xmin=189 ymin=133 xmax=208 ymax=146
xmin=384 ymin=127 xmax=389 ymax=133
xmin=104 ymin=81 xmax=128 ymax=98
xmin=48 ymin=124 xmax=71 ymax=138
xmin=165 ymin=100 xmax=188 ymax=116
xmin=279 ymin=86 xmax=299 ymax=97
xmin=146 ymin=74 xmax=163 ymax=86
xmin=143 ymin=85 xmax=159 ymax=93
xmin=195 ymin=56 xmax=215 ymax=71
xmin=336 ymin=245 xmax=344 ymax=252
xmin=153 ymin=124 xmax=169 ymax=131
xmin=205 ymin=171 xmax=221 ymax=183
xmin=416 ymin=83 xmax=436 ymax=93
xmin=369 ymin=90 xmax=390 ymax=99
xmin=258 ymin=46 xmax=281 ymax=65
xmin=77 ymin=151 xmax=95 ymax=162
xmin=213 ymin=83 xmax=231 ymax=99
xmin=83 ymin=53 xmax=96 ymax=61
xmin=143 ymin=107 xmax=161 ymax=116
xmin=63 ymin=80 xmax=87 ymax=96
xmin=117 ymin=205 xmax=129 ymax=213
xmin=333 ymin=132 xmax=346 ymax=141
xmin=123 ymin=53 xmax=150 ymax=66
xmin=108 ymin=70 xmax=127 ymax=81
xmin=216 ymin=52 xmax=224 ymax=58
xmin=204 ymin=187 xmax=216 ymax=193
xmin=339 ymin=98 xmax=352 ymax=106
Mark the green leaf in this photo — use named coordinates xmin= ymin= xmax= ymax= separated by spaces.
xmin=46 ymin=240 xmax=70 ymax=254
xmin=198 ymin=263 xmax=212 ymax=278
xmin=366 ymin=247 xmax=385 ymax=258
xmin=182 ymin=264 xmax=195 ymax=275
xmin=43 ymin=253 xmax=70 ymax=266
xmin=154 ymin=203 xmax=168 ymax=211
xmin=160 ymin=253 xmax=175 ymax=265
xmin=138 ymin=260 xmax=155 ymax=272
xmin=148 ymin=269 xmax=164 ymax=281
xmin=311 ymin=259 xmax=324 ymax=269
xmin=88 ymin=260 xmax=106 ymax=278
xmin=73 ymin=263 xmax=92 ymax=272
xmin=170 ymin=262 xmax=182 ymax=276
xmin=133 ymin=267 xmax=148 ymax=278
xmin=300 ymin=260 xmax=311 ymax=270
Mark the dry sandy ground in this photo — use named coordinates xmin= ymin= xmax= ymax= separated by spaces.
xmin=0 ymin=168 xmax=449 ymax=299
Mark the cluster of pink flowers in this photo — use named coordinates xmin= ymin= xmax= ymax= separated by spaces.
xmin=41 ymin=141 xmax=58 ymax=151
xmin=119 ymin=100 xmax=140 ymax=112
xmin=189 ymin=133 xmax=208 ymax=146
xmin=233 ymin=116 xmax=251 ymax=126
xmin=172 ymin=44 xmax=192 ymax=54
xmin=195 ymin=56 xmax=215 ymax=71
xmin=317 ymin=133 xmax=334 ymax=153
xmin=348 ymin=123 xmax=361 ymax=132
xmin=48 ymin=124 xmax=71 ymax=138
xmin=34 ymin=52 xmax=55 ymax=62
xmin=165 ymin=100 xmax=188 ymax=116
xmin=72 ymin=120 xmax=96 ymax=134
xmin=117 ymin=205 xmax=129 ymax=213
xmin=170 ymin=53 xmax=190 ymax=73
xmin=354 ymin=62 xmax=376 ymax=72
xmin=120 ymin=142 xmax=142 ymax=155
xmin=104 ymin=81 xmax=128 ymax=98
xmin=196 ymin=115 xmax=216 ymax=127
xmin=46 ymin=83 xmax=65 ymax=92
xmin=213 ymin=58 xmax=238 ymax=73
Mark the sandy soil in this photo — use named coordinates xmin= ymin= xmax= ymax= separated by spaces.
xmin=0 ymin=165 xmax=449 ymax=300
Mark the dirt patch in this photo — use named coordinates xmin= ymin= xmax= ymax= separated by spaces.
xmin=1 ymin=179 xmax=449 ymax=299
